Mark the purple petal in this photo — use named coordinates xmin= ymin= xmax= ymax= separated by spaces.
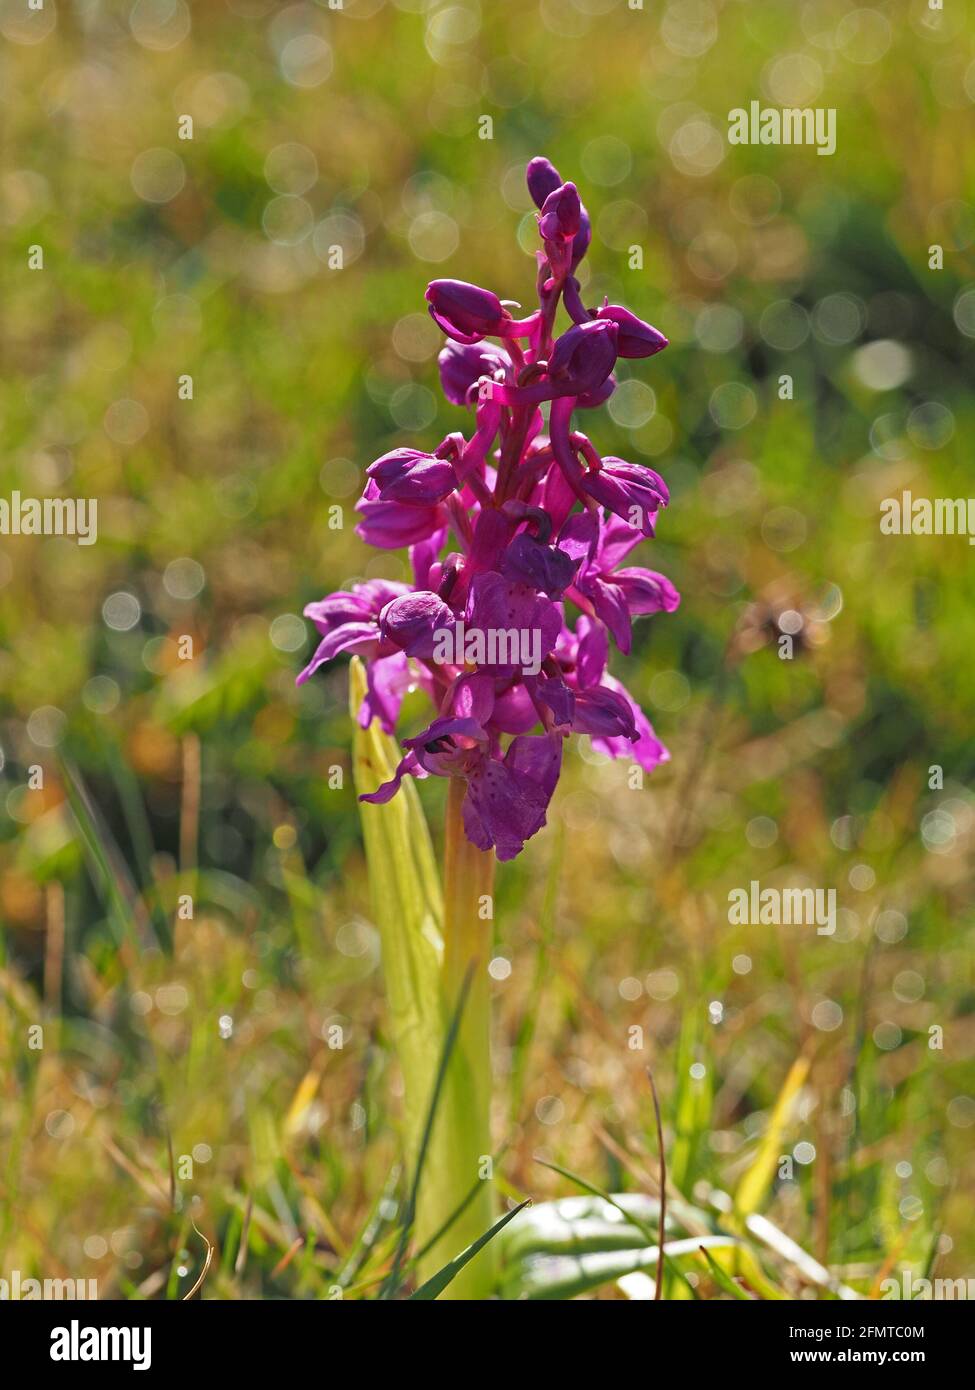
xmin=505 ymin=730 xmax=563 ymax=800
xmin=581 ymin=574 xmax=633 ymax=654
xmin=355 ymin=490 xmax=448 ymax=549
xmin=296 ymin=622 xmax=378 ymax=685
xmin=538 ymin=182 xmax=581 ymax=243
xmin=580 ymin=459 xmax=668 ymax=538
xmin=610 ymin=567 xmax=681 ymax=615
xmin=444 ymin=671 xmax=496 ymax=725
xmin=368 ymin=450 xmax=456 ymax=506
xmin=438 ymin=340 xmax=511 ymax=407
xmin=571 ymin=686 xmax=638 ymax=740
xmin=359 ymin=651 xmax=412 ymax=734
xmin=595 ymin=513 xmax=644 ymax=571
xmin=575 ymin=616 xmax=609 ymax=688
xmin=359 ymin=747 xmax=425 ymax=804
xmin=534 ymin=674 xmax=575 ymax=728
xmin=303 ymin=579 xmax=408 ymax=633
xmin=465 ymin=572 xmax=562 ymax=673
xmin=380 ymin=591 xmax=458 ymax=659
xmin=426 ymin=279 xmax=504 ymax=343
xmin=594 ymin=305 xmax=669 ymax=359
xmin=548 ymin=320 xmax=618 ymax=395
xmin=501 ymin=532 xmax=578 ymax=599
xmin=462 ymin=733 xmax=562 ymax=861
xmin=526 ymin=156 xmax=563 ymax=210
xmin=589 ymin=675 xmax=669 ymax=773
xmin=557 ymin=509 xmax=600 ymax=576
xmin=489 ymin=682 xmax=540 ymax=734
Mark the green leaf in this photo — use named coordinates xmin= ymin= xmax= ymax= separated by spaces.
xmin=380 ymin=963 xmax=473 ymax=1299
xmin=507 ymin=1235 xmax=743 ymax=1301
xmin=669 ymin=1009 xmax=713 ymax=1192
xmin=409 ymin=1201 xmax=530 ymax=1300
xmin=350 ymin=656 xmax=444 ymax=1181
xmin=734 ymin=1054 xmax=810 ymax=1219
xmin=521 ymin=1170 xmax=699 ymax=1301
xmin=501 ymin=1193 xmax=669 ymax=1262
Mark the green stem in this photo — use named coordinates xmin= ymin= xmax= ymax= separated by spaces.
xmin=416 ymin=777 xmax=496 ymax=1298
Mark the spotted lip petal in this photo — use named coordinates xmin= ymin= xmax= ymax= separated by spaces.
xmin=463 ymin=733 xmax=563 ymax=861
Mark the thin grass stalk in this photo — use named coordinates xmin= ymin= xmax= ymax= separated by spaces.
xmin=417 ymin=777 xmax=496 ymax=1297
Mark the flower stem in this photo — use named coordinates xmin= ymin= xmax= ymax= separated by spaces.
xmin=417 ymin=777 xmax=496 ymax=1298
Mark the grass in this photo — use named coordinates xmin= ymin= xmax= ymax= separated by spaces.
xmin=1 ymin=0 xmax=974 ymax=1299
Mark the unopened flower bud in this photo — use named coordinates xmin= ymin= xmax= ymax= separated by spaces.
xmin=595 ymin=305 xmax=668 ymax=359
xmin=426 ymin=279 xmax=505 ymax=344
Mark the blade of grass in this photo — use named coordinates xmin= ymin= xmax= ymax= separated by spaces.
xmin=533 ymin=1158 xmax=697 ymax=1300
xmin=335 ymin=1162 xmax=401 ymax=1291
xmin=698 ymin=1244 xmax=755 ymax=1300
xmin=409 ymin=1200 xmax=530 ymax=1301
xmin=647 ymin=1067 xmax=666 ymax=1301
xmin=104 ymin=739 xmax=171 ymax=950
xmin=535 ymin=1158 xmax=660 ymax=1247
xmin=734 ymin=1054 xmax=810 ymax=1220
xmin=59 ymin=757 xmax=153 ymax=951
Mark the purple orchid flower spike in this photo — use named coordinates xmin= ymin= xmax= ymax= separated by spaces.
xmin=300 ymin=156 xmax=679 ymax=860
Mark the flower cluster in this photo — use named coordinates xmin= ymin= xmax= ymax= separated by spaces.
xmin=300 ymin=157 xmax=679 ymax=861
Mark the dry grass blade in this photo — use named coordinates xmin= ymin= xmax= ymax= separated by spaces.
xmin=183 ymin=1222 xmax=215 ymax=1301
xmin=271 ymin=1237 xmax=305 ymax=1279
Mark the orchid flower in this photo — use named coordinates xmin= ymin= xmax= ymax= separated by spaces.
xmin=299 ymin=157 xmax=678 ymax=1298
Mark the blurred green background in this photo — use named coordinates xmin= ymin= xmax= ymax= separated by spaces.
xmin=1 ymin=0 xmax=974 ymax=1299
